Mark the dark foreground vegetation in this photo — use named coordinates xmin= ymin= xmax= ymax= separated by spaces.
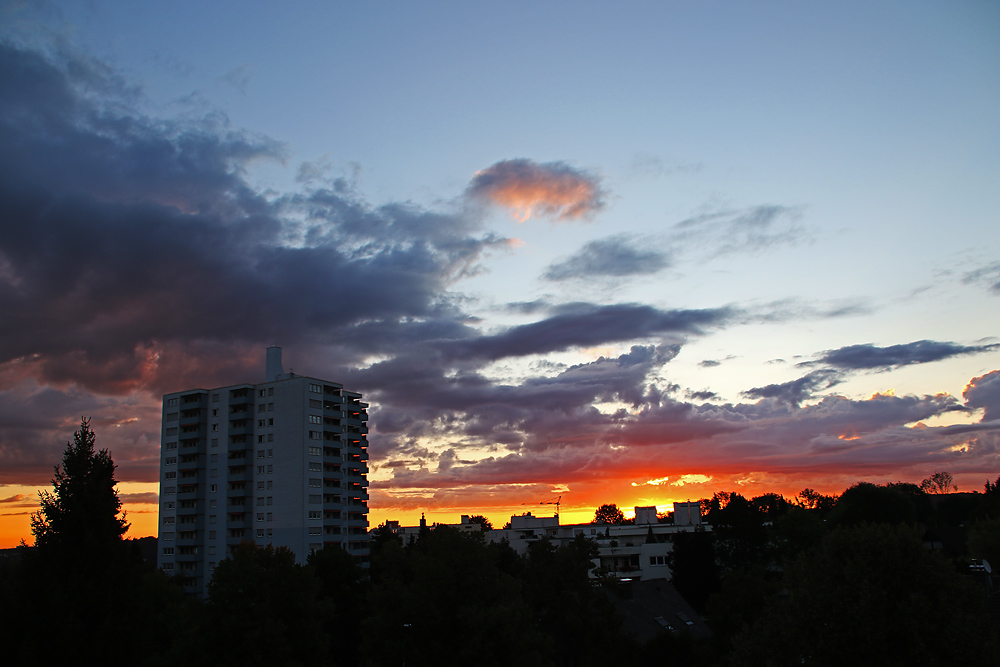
xmin=1 ymin=420 xmax=998 ymax=665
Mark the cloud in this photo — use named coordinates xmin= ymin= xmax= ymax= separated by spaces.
xmin=742 ymin=369 xmax=843 ymax=407
xmin=672 ymin=204 xmax=806 ymax=256
xmin=446 ymin=304 xmax=731 ymax=362
xmin=119 ymin=492 xmax=160 ymax=504
xmin=964 ymin=370 xmax=1000 ymax=422
xmin=466 ymin=158 xmax=605 ymax=222
xmin=963 ymin=261 xmax=1000 ymax=295
xmin=542 ymin=235 xmax=670 ymax=281
xmin=812 ymin=340 xmax=999 ymax=371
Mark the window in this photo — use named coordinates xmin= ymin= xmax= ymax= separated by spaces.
xmin=209 ymin=544 xmax=216 ymax=552
xmin=212 ymin=393 xmax=219 ymax=402
xmin=309 ymin=478 xmax=322 ymax=488
xmin=257 ymin=466 xmax=265 ymax=474
xmin=165 ymin=457 xmax=176 ymax=465
xmin=165 ymin=471 xmax=176 ymax=479
xmin=309 ymin=431 xmax=322 ymax=440
xmin=165 ymin=427 xmax=177 ymax=436
xmin=309 ymin=383 xmax=322 ymax=393
xmin=258 ymin=389 xmax=266 ymax=398
xmin=258 ymin=419 xmax=265 ymax=428
xmin=309 ymin=446 xmax=322 ymax=456
xmin=257 ymin=497 xmax=265 ymax=506
xmin=210 ymin=469 xmax=217 ymax=477
xmin=257 ymin=529 xmax=265 ymax=538
xmin=257 ymin=513 xmax=264 ymax=522
xmin=258 ymin=404 xmax=266 ymax=413
xmin=258 ymin=481 xmax=265 ymax=490
xmin=257 ymin=450 xmax=265 ymax=459
xmin=266 ymin=496 xmax=273 ymax=505
xmin=163 ymin=516 xmax=175 ymax=525
xmin=166 ymin=412 xmax=178 ymax=421
xmin=309 ymin=415 xmax=322 ymax=424
xmin=267 ymin=449 xmax=273 ymax=457
xmin=212 ymin=408 xmax=218 ymax=417
xmin=309 ymin=495 xmax=322 ymax=504
xmin=266 ymin=512 xmax=272 ymax=521
xmin=267 ymin=465 xmax=273 ymax=473
xmin=210 ymin=484 xmax=217 ymax=492
xmin=165 ymin=441 xmax=177 ymax=450
xmin=209 ymin=499 xmax=217 ymax=508
xmin=268 ymin=403 xmax=274 ymax=411
xmin=309 ymin=510 xmax=321 ymax=519
xmin=309 ymin=399 xmax=322 ymax=409
xmin=211 ymin=438 xmax=219 ymax=447
xmin=167 ymin=397 xmax=179 ymax=407
xmin=211 ymin=424 xmax=218 ymax=432
xmin=209 ymin=515 xmax=217 ymax=524
xmin=308 ymin=527 xmax=322 ymax=535
xmin=162 ymin=532 xmax=175 ymax=541
xmin=162 ymin=547 xmax=174 ymax=555
xmin=165 ymin=486 xmax=176 ymax=495
xmin=308 ymin=462 xmax=322 ymax=471
xmin=165 ymin=502 xmax=175 ymax=510
xmin=266 ymin=481 xmax=273 ymax=490
xmin=162 ymin=562 xmax=174 ymax=570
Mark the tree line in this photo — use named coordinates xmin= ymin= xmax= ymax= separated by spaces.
xmin=1 ymin=420 xmax=998 ymax=665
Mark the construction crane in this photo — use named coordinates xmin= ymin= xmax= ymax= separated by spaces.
xmin=522 ymin=495 xmax=562 ymax=518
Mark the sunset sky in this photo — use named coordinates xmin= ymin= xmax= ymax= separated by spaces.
xmin=1 ymin=2 xmax=999 ymax=546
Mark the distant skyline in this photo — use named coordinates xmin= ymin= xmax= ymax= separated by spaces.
xmin=1 ymin=1 xmax=998 ymax=546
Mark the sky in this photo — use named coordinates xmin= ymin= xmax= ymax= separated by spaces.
xmin=1 ymin=1 xmax=998 ymax=546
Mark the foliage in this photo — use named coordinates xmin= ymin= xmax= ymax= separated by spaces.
xmin=666 ymin=529 xmax=719 ymax=613
xmin=732 ymin=524 xmax=999 ymax=666
xmin=827 ymin=481 xmax=917 ymax=527
xmin=30 ymin=417 xmax=128 ymax=554
xmin=468 ymin=514 xmax=493 ymax=530
xmin=205 ymin=542 xmax=331 ymax=666
xmin=592 ymin=503 xmax=626 ymax=525
xmin=921 ymin=470 xmax=957 ymax=494
xmin=794 ymin=487 xmax=837 ymax=512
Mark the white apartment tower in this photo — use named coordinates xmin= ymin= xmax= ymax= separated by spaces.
xmin=157 ymin=347 xmax=370 ymax=593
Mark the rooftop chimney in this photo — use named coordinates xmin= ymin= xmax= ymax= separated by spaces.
xmin=265 ymin=346 xmax=284 ymax=382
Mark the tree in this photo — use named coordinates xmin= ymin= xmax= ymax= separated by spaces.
xmin=732 ymin=524 xmax=999 ymax=666
xmin=921 ymin=471 xmax=957 ymax=494
xmin=593 ymin=503 xmax=626 ymax=525
xmin=468 ymin=514 xmax=493 ymax=530
xmin=30 ymin=417 xmax=128 ymax=553
xmin=795 ymin=487 xmax=837 ymax=512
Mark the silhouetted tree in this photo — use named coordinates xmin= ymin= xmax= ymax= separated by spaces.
xmin=468 ymin=514 xmax=493 ymax=530
xmin=666 ymin=529 xmax=719 ymax=613
xmin=828 ymin=481 xmax=917 ymax=527
xmin=30 ymin=417 xmax=128 ymax=554
xmin=921 ymin=471 xmax=957 ymax=494
xmin=593 ymin=503 xmax=626 ymax=525
xmin=795 ymin=487 xmax=837 ymax=512
xmin=732 ymin=524 xmax=999 ymax=666
xmin=205 ymin=542 xmax=330 ymax=666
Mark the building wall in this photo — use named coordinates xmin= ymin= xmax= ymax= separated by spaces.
xmin=157 ymin=355 xmax=369 ymax=595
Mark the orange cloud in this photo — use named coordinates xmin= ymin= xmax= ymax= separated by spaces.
xmin=467 ymin=159 xmax=605 ymax=222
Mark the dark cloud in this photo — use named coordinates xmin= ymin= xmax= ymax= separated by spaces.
xmin=964 ymin=370 xmax=1000 ymax=422
xmin=447 ymin=304 xmax=731 ymax=362
xmin=812 ymin=340 xmax=999 ymax=371
xmin=686 ymin=390 xmax=718 ymax=401
xmin=466 ymin=158 xmax=605 ymax=221
xmin=741 ymin=369 xmax=843 ymax=407
xmin=699 ymin=360 xmax=721 ymax=368
xmin=542 ymin=236 xmax=669 ymax=281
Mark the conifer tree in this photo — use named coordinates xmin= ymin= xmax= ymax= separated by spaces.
xmin=31 ymin=417 xmax=128 ymax=555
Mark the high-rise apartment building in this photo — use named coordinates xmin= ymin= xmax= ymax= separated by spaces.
xmin=157 ymin=347 xmax=369 ymax=593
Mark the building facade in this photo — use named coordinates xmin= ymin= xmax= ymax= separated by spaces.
xmin=157 ymin=347 xmax=369 ymax=593
xmin=378 ymin=503 xmax=708 ymax=583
